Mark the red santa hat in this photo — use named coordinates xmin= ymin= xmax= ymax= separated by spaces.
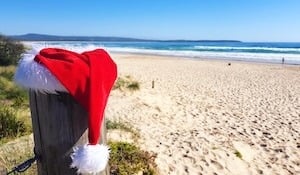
xmin=14 ymin=48 xmax=117 ymax=174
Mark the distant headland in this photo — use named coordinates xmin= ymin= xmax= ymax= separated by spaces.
xmin=10 ymin=33 xmax=242 ymax=43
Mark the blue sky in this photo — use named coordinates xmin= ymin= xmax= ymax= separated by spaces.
xmin=0 ymin=0 xmax=299 ymax=42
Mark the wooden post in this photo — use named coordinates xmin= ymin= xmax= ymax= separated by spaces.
xmin=29 ymin=90 xmax=109 ymax=175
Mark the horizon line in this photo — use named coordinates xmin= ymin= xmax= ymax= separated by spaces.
xmin=7 ymin=33 xmax=300 ymax=43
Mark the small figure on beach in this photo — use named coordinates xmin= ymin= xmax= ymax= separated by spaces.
xmin=282 ymin=57 xmax=285 ymax=64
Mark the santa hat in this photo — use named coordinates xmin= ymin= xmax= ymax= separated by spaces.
xmin=14 ymin=48 xmax=117 ymax=174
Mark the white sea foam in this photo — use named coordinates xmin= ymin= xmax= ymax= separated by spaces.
xmin=107 ymin=47 xmax=300 ymax=64
xmin=23 ymin=41 xmax=104 ymax=53
xmin=193 ymin=46 xmax=300 ymax=52
xmin=23 ymin=42 xmax=300 ymax=65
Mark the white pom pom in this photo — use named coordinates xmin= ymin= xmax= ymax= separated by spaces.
xmin=70 ymin=144 xmax=110 ymax=174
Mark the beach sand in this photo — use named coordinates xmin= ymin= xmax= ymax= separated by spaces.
xmin=106 ymin=53 xmax=300 ymax=175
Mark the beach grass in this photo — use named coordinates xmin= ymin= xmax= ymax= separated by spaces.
xmin=0 ymin=66 xmax=31 ymax=145
xmin=106 ymin=119 xmax=140 ymax=141
xmin=0 ymin=107 xmax=26 ymax=143
xmin=0 ymin=135 xmax=36 ymax=175
xmin=113 ymin=75 xmax=140 ymax=91
xmin=109 ymin=141 xmax=157 ymax=175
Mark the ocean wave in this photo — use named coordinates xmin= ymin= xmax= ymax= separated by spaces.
xmin=23 ymin=41 xmax=103 ymax=53
xmin=193 ymin=46 xmax=300 ymax=53
xmin=23 ymin=42 xmax=300 ymax=64
xmin=108 ymin=47 xmax=300 ymax=64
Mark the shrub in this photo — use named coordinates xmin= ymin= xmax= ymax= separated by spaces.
xmin=113 ymin=76 xmax=140 ymax=91
xmin=5 ymin=86 xmax=28 ymax=101
xmin=106 ymin=120 xmax=132 ymax=131
xmin=0 ymin=35 xmax=25 ymax=66
xmin=127 ymin=81 xmax=140 ymax=91
xmin=0 ymin=66 xmax=30 ymax=143
xmin=113 ymin=77 xmax=126 ymax=90
xmin=0 ymin=106 xmax=26 ymax=139
xmin=109 ymin=141 xmax=157 ymax=175
xmin=106 ymin=120 xmax=140 ymax=140
xmin=0 ymin=69 xmax=14 ymax=81
xmin=0 ymin=68 xmax=28 ymax=107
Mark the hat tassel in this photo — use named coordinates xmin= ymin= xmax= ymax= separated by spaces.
xmin=71 ymin=144 xmax=110 ymax=174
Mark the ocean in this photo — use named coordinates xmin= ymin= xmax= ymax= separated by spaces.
xmin=23 ymin=41 xmax=300 ymax=65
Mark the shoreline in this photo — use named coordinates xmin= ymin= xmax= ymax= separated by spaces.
xmin=110 ymin=51 xmax=300 ymax=67
xmin=22 ymin=41 xmax=300 ymax=65
xmin=107 ymin=53 xmax=300 ymax=175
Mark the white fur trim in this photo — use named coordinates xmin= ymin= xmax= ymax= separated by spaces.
xmin=70 ymin=144 xmax=110 ymax=174
xmin=14 ymin=48 xmax=68 ymax=93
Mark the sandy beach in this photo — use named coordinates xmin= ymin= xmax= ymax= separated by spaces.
xmin=106 ymin=53 xmax=300 ymax=175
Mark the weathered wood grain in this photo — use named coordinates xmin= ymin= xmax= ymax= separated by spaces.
xmin=29 ymin=90 xmax=108 ymax=175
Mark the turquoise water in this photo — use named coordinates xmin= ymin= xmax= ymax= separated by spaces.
xmin=24 ymin=41 xmax=300 ymax=64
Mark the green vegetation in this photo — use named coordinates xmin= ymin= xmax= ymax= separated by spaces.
xmin=106 ymin=120 xmax=138 ymax=135
xmin=127 ymin=81 xmax=140 ymax=91
xmin=0 ymin=107 xmax=26 ymax=140
xmin=0 ymin=35 xmax=25 ymax=66
xmin=109 ymin=141 xmax=157 ymax=175
xmin=0 ymin=35 xmax=30 ymax=144
xmin=113 ymin=75 xmax=140 ymax=91
xmin=234 ymin=150 xmax=243 ymax=159
xmin=107 ymin=120 xmax=157 ymax=174
xmin=0 ymin=66 xmax=30 ymax=144
xmin=107 ymin=120 xmax=129 ymax=130
xmin=106 ymin=120 xmax=140 ymax=141
xmin=0 ymin=67 xmax=28 ymax=104
xmin=0 ymin=67 xmax=14 ymax=80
